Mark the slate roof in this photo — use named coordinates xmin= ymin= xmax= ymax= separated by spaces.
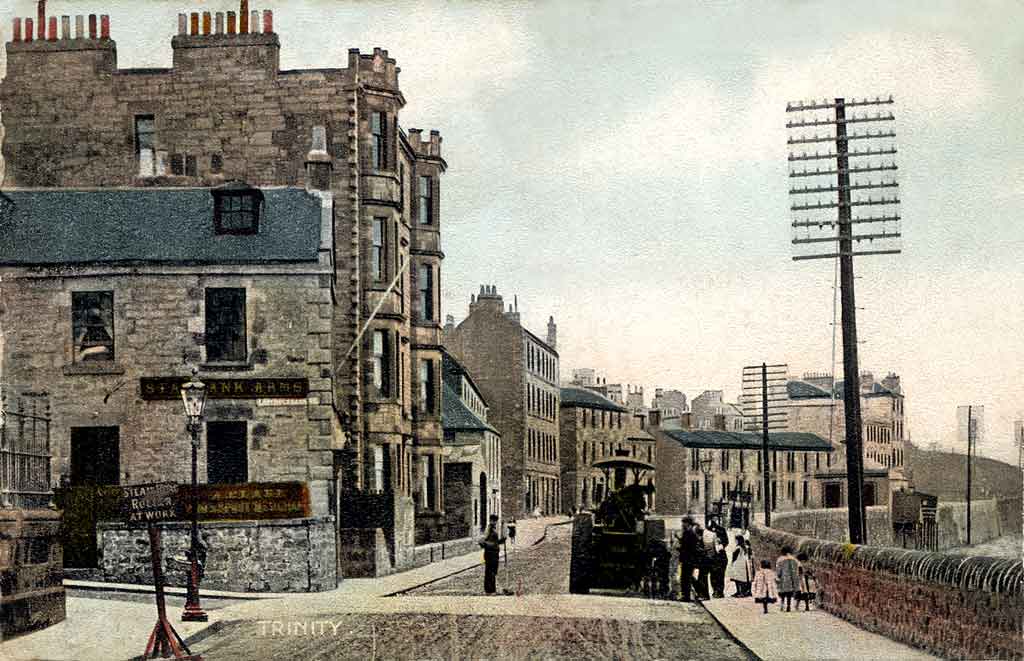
xmin=0 ymin=188 xmax=322 ymax=265
xmin=658 ymin=429 xmax=833 ymax=451
xmin=787 ymin=380 xmax=834 ymax=400
xmin=442 ymin=382 xmax=496 ymax=434
xmin=559 ymin=386 xmax=628 ymax=413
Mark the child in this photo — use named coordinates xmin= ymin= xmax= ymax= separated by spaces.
xmin=726 ymin=534 xmax=752 ymax=597
xmin=775 ymin=546 xmax=800 ymax=613
xmin=795 ymin=552 xmax=817 ymax=611
xmin=751 ymin=559 xmax=779 ymax=614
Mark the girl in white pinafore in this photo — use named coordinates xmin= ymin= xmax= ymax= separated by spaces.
xmin=751 ymin=559 xmax=779 ymax=614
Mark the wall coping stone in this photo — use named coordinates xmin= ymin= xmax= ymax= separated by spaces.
xmin=97 ymin=515 xmax=333 ymax=531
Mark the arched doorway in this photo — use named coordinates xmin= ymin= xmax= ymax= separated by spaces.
xmin=479 ymin=472 xmax=488 ymax=531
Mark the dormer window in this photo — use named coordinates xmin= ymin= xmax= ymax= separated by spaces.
xmin=212 ymin=184 xmax=263 ymax=235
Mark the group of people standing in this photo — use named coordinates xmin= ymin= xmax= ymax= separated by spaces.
xmin=675 ymin=517 xmax=817 ymax=614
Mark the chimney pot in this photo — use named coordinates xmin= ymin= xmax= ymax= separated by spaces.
xmin=250 ymin=11 xmax=258 ymax=33
xmin=215 ymin=12 xmax=224 ymax=34
xmin=75 ymin=14 xmax=83 ymax=38
xmin=100 ymin=15 xmax=109 ymax=39
xmin=178 ymin=13 xmax=187 ymax=35
xmin=240 ymin=0 xmax=249 ymax=33
xmin=227 ymin=11 xmax=236 ymax=34
xmin=60 ymin=15 xmax=70 ymax=39
xmin=47 ymin=16 xmax=57 ymax=41
xmin=12 ymin=18 xmax=22 ymax=42
xmin=202 ymin=11 xmax=211 ymax=36
xmin=263 ymin=10 xmax=273 ymax=34
xmin=25 ymin=18 xmax=34 ymax=42
xmin=190 ymin=12 xmax=199 ymax=36
xmin=88 ymin=14 xmax=96 ymax=39
xmin=37 ymin=1 xmax=46 ymax=40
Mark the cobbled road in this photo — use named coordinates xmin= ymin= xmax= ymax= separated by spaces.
xmin=188 ymin=523 xmax=753 ymax=660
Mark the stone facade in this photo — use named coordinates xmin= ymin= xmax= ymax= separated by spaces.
xmin=559 ymin=387 xmax=656 ymax=512
xmin=0 ymin=1 xmax=451 ymax=579
xmin=0 ymin=508 xmax=65 ymax=636
xmin=653 ymin=427 xmax=837 ymax=517
xmin=444 ymin=286 xmax=560 ymax=519
xmin=97 ymin=516 xmax=335 ymax=592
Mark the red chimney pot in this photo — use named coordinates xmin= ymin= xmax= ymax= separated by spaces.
xmin=88 ymin=14 xmax=96 ymax=39
xmin=263 ymin=10 xmax=273 ymax=34
xmin=47 ymin=16 xmax=56 ymax=41
xmin=25 ymin=18 xmax=34 ymax=42
xmin=37 ymin=1 xmax=46 ymax=40
xmin=190 ymin=12 xmax=199 ymax=36
xmin=240 ymin=0 xmax=249 ymax=33
xmin=12 ymin=17 xmax=22 ymax=42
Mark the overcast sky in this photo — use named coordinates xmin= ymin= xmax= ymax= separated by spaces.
xmin=3 ymin=1 xmax=1022 ymax=464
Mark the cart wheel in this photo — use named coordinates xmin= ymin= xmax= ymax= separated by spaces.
xmin=569 ymin=512 xmax=593 ymax=594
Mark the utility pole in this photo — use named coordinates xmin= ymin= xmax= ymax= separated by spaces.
xmin=958 ymin=405 xmax=984 ymax=545
xmin=787 ymin=96 xmax=901 ymax=545
xmin=741 ymin=363 xmax=788 ymax=528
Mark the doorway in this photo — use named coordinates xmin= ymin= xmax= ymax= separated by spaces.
xmin=824 ymin=483 xmax=842 ymax=508
xmin=206 ymin=421 xmax=247 ymax=484
xmin=70 ymin=427 xmax=120 ymax=486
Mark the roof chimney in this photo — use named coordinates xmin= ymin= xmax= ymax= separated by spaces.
xmin=547 ymin=315 xmax=557 ymax=350
xmin=305 ymin=125 xmax=332 ymax=191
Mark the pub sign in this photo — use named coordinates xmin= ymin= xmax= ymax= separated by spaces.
xmin=141 ymin=377 xmax=309 ymax=400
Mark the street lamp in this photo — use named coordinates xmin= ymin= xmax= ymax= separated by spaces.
xmin=180 ymin=368 xmax=208 ymax=623
xmin=699 ymin=456 xmax=713 ymax=521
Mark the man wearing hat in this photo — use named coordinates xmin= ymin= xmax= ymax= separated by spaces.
xmin=479 ymin=513 xmax=505 ymax=594
xmin=676 ymin=516 xmax=702 ymax=602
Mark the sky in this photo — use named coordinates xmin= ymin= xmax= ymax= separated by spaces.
xmin=2 ymin=1 xmax=1022 ymax=464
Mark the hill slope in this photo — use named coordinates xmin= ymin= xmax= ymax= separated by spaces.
xmin=906 ymin=444 xmax=1022 ymax=501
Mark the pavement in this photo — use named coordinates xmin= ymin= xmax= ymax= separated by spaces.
xmin=0 ymin=515 xmax=566 ymax=661
xmin=946 ymin=533 xmax=1022 ymax=559
xmin=702 ymin=597 xmax=939 ymax=661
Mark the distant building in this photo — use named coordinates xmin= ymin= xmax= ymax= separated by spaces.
xmin=653 ymin=428 xmax=836 ymax=516
xmin=572 ymin=368 xmax=597 ymax=387
xmin=691 ymin=390 xmax=745 ymax=432
xmin=625 ymin=385 xmax=647 ymax=415
xmin=559 ymin=386 xmax=656 ymax=512
xmin=444 ymin=286 xmax=560 ymax=519
xmin=652 ymin=388 xmax=688 ymax=416
xmin=440 ymin=351 xmax=501 ymax=537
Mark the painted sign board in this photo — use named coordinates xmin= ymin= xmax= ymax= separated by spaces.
xmin=140 ymin=377 xmax=309 ymax=400
xmin=117 ymin=482 xmax=179 ymax=527
xmin=179 ymin=482 xmax=310 ymax=521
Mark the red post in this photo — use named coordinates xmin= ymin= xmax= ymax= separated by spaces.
xmin=100 ymin=15 xmax=109 ymax=39
xmin=87 ymin=14 xmax=96 ymax=39
xmin=227 ymin=11 xmax=236 ymax=34
xmin=263 ymin=10 xmax=273 ymax=34
xmin=47 ymin=16 xmax=56 ymax=41
xmin=12 ymin=17 xmax=22 ymax=42
xmin=202 ymin=12 xmax=211 ymax=36
xmin=37 ymin=0 xmax=46 ymax=40
xmin=240 ymin=0 xmax=249 ymax=33
xmin=25 ymin=18 xmax=34 ymax=42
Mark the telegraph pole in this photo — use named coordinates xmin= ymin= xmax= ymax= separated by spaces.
xmin=966 ymin=405 xmax=973 ymax=545
xmin=787 ymin=96 xmax=901 ymax=545
xmin=761 ymin=363 xmax=771 ymax=527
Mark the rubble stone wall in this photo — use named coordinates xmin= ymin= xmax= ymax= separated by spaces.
xmin=749 ymin=523 xmax=1023 ymax=660
xmin=97 ymin=516 xmax=335 ymax=592
xmin=0 ymin=509 xmax=65 ymax=636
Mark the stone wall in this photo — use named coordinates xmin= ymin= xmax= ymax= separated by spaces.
xmin=749 ymin=523 xmax=1023 ymax=660
xmin=97 ymin=516 xmax=335 ymax=592
xmin=0 ymin=509 xmax=65 ymax=636
xmin=337 ymin=527 xmax=390 ymax=578
xmin=0 ymin=270 xmax=339 ymax=513
xmin=769 ymin=497 xmax=1019 ymax=550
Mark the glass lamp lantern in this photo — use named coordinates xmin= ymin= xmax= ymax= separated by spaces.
xmin=180 ymin=369 xmax=207 ymax=430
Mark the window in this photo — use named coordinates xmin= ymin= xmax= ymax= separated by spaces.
xmin=185 ymin=154 xmax=197 ymax=177
xmin=739 ymin=450 xmax=745 ymax=472
xmin=70 ymin=427 xmax=119 ymax=486
xmin=371 ymin=111 xmax=386 ymax=170
xmin=135 ymin=115 xmax=155 ymax=176
xmin=721 ymin=450 xmax=730 ymax=471
xmin=802 ymin=481 xmax=809 ymax=506
xmin=211 ymin=153 xmax=223 ymax=174
xmin=691 ymin=480 xmax=700 ymax=501
xmin=205 ymin=288 xmax=246 ymax=362
xmin=372 ymin=218 xmax=387 ymax=282
xmin=426 ymin=456 xmax=437 ymax=510
xmin=206 ymin=421 xmax=247 ymax=484
xmin=72 ymin=291 xmax=115 ymax=362
xmin=213 ymin=187 xmax=262 ymax=235
xmin=372 ymin=330 xmax=391 ymax=397
xmin=418 ymin=264 xmax=434 ymax=321
xmin=399 ymin=163 xmax=405 ymax=210
xmin=418 ymin=359 xmax=435 ymax=414
xmin=418 ymin=175 xmax=433 ymax=224
xmin=787 ymin=481 xmax=796 ymax=502
xmin=690 ymin=448 xmax=700 ymax=471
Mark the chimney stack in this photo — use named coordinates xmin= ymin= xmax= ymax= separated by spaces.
xmin=305 ymin=126 xmax=332 ymax=191
xmin=547 ymin=315 xmax=557 ymax=350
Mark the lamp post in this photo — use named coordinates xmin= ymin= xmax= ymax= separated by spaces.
xmin=180 ymin=369 xmax=208 ymax=623
xmin=699 ymin=456 xmax=713 ymax=522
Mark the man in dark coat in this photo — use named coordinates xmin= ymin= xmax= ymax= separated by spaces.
xmin=479 ymin=514 xmax=505 ymax=594
xmin=677 ymin=517 xmax=702 ymax=602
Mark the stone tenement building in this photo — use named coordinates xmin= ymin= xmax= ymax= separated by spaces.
xmin=0 ymin=1 xmax=449 ymax=576
xmin=444 ymin=286 xmax=561 ymax=519
xmin=653 ymin=428 xmax=836 ymax=516
xmin=440 ymin=350 xmax=501 ymax=536
xmin=652 ymin=387 xmax=687 ymax=417
xmin=559 ymin=386 xmax=656 ymax=512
